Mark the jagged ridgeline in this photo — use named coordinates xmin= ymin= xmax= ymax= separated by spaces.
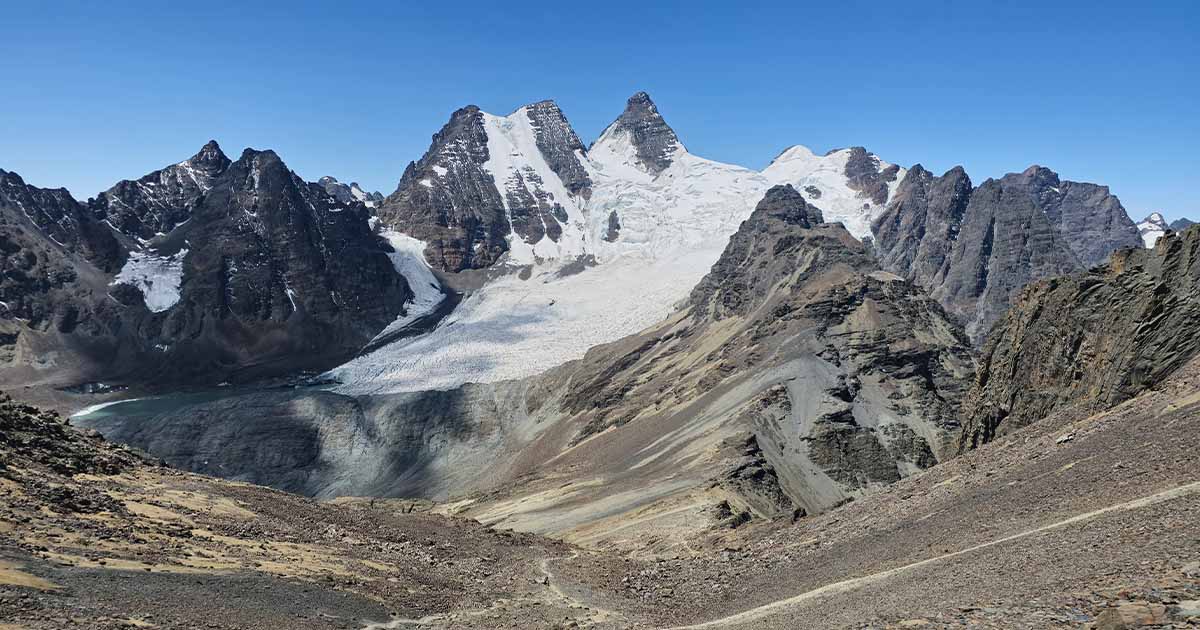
xmin=872 ymin=164 xmax=1142 ymax=343
xmin=0 ymin=142 xmax=411 ymax=388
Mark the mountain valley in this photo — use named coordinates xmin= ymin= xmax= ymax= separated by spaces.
xmin=2 ymin=90 xmax=1198 ymax=629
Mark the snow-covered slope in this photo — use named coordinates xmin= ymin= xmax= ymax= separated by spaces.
xmin=762 ymin=145 xmax=905 ymax=238
xmin=1138 ymin=212 xmax=1169 ymax=247
xmin=481 ymin=108 xmax=590 ymax=263
xmin=331 ymin=93 xmax=907 ymax=395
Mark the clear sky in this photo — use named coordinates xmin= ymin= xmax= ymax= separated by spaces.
xmin=2 ymin=0 xmax=1196 ymax=222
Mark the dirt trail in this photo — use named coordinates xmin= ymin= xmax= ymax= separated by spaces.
xmin=666 ymin=481 xmax=1200 ymax=629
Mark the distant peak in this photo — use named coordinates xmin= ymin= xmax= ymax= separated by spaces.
xmin=525 ymin=98 xmax=561 ymax=111
xmin=772 ymin=145 xmax=818 ymax=163
xmin=188 ymin=140 xmax=230 ymax=169
xmin=1141 ymin=212 xmax=1168 ymax=227
xmin=626 ymin=90 xmax=656 ymax=109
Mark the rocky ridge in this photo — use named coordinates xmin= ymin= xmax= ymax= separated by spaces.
xmin=959 ymin=224 xmax=1200 ymax=449
xmin=0 ymin=142 xmax=413 ymax=392
xmin=872 ymin=164 xmax=1142 ymax=343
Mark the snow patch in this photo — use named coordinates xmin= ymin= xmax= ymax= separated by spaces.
xmin=111 ymin=249 xmax=188 ymax=312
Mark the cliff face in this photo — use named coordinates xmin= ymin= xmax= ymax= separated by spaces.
xmin=959 ymin=225 xmax=1200 ymax=450
xmin=873 ymin=165 xmax=1141 ymax=344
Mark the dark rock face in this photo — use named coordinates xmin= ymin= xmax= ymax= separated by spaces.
xmin=0 ymin=169 xmax=132 ymax=376
xmin=1013 ymin=166 xmax=1141 ymax=267
xmin=959 ymin=225 xmax=1200 ymax=450
xmin=1170 ymin=218 xmax=1195 ymax=231
xmin=377 ymin=106 xmax=509 ymax=272
xmin=595 ymin=91 xmax=681 ymax=174
xmin=873 ymin=164 xmax=1139 ymax=344
xmin=0 ymin=170 xmax=123 ymax=272
xmin=872 ymin=165 xmax=973 ymax=290
xmin=525 ymin=100 xmax=592 ymax=198
xmin=0 ymin=146 xmax=409 ymax=389
xmin=89 ymin=140 xmax=231 ymax=242
xmin=688 ymin=184 xmax=824 ymax=319
xmin=143 ymin=148 xmax=410 ymax=380
xmin=377 ymin=101 xmax=591 ymax=272
xmin=603 ymin=210 xmax=621 ymax=242
xmin=843 ymin=147 xmax=901 ymax=206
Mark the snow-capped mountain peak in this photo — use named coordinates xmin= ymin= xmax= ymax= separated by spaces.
xmin=591 ymin=91 xmax=683 ymax=176
xmin=319 ymin=176 xmax=382 ymax=208
xmin=1138 ymin=212 xmax=1170 ymax=247
xmin=761 ymin=145 xmax=905 ymax=238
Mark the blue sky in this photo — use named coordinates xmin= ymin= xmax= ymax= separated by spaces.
xmin=1 ymin=1 xmax=1196 ymax=221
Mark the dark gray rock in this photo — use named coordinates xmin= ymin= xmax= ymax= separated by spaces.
xmin=603 ymin=210 xmax=621 ymax=242
xmin=872 ymin=164 xmax=972 ymax=291
xmin=1 ymin=146 xmax=410 ymax=390
xmin=318 ymin=176 xmax=381 ymax=206
xmin=873 ymin=164 xmax=1138 ymax=344
xmin=376 ymin=106 xmax=509 ymax=272
xmin=1013 ymin=165 xmax=1141 ymax=267
xmin=843 ymin=147 xmax=901 ymax=206
xmin=89 ymin=140 xmax=231 ymax=242
xmin=144 ymin=148 xmax=410 ymax=381
xmin=378 ymin=101 xmax=590 ymax=272
xmin=594 ymin=91 xmax=681 ymax=175
xmin=525 ymin=100 xmax=592 ymax=198
xmin=1170 ymin=217 xmax=1195 ymax=231
xmin=959 ymin=224 xmax=1200 ymax=449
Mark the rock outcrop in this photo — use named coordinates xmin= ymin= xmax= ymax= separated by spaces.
xmin=376 ymin=106 xmax=509 ymax=271
xmin=873 ymin=164 xmax=1141 ymax=343
xmin=959 ymin=225 xmax=1200 ymax=449
xmin=137 ymin=148 xmax=410 ymax=381
xmin=377 ymin=100 xmax=594 ymax=272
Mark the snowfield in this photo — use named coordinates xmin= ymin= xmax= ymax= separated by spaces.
xmin=111 ymin=249 xmax=188 ymax=312
xmin=329 ymin=247 xmax=723 ymax=394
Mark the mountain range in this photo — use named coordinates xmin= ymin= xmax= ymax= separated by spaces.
xmin=2 ymin=91 xmax=1199 ymax=629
